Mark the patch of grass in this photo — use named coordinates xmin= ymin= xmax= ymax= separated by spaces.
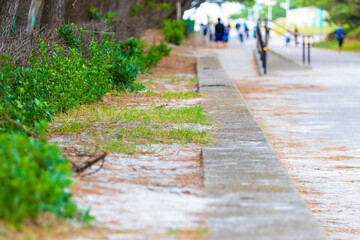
xmin=161 ymin=91 xmax=202 ymax=100
xmin=158 ymin=74 xmax=177 ymax=79
xmin=167 ymin=227 xmax=208 ymax=238
xmin=55 ymin=120 xmax=91 ymax=133
xmin=106 ymin=124 xmax=212 ymax=154
xmin=190 ymin=77 xmax=198 ymax=83
xmin=315 ymin=39 xmax=360 ymax=52
xmin=272 ymin=23 xmax=336 ymax=36
xmin=145 ymin=80 xmax=159 ymax=85
xmin=0 ymin=214 xmax=75 ymax=240
xmin=56 ymin=106 xmax=209 ymax=125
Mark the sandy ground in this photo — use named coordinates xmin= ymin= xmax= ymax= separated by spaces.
xmin=44 ymin=31 xmax=212 ymax=240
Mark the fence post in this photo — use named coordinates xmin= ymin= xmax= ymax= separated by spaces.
xmin=263 ymin=46 xmax=267 ymax=75
xmin=307 ymin=37 xmax=311 ymax=65
xmin=302 ymin=36 xmax=306 ymax=65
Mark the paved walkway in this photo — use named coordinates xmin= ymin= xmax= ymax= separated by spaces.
xmin=198 ymin=48 xmax=326 ymax=239
xmin=218 ymin=35 xmax=360 ymax=239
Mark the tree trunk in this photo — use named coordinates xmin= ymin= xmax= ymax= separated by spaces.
xmin=0 ymin=0 xmax=20 ymax=48
xmin=13 ymin=0 xmax=33 ymax=34
xmin=40 ymin=0 xmax=65 ymax=33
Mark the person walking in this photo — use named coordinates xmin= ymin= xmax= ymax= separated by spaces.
xmin=238 ymin=23 xmax=245 ymax=43
xmin=265 ymin=26 xmax=270 ymax=45
xmin=215 ymin=18 xmax=225 ymax=48
xmin=244 ymin=22 xmax=249 ymax=39
xmin=284 ymin=29 xmax=291 ymax=47
xmin=336 ymin=22 xmax=346 ymax=53
xmin=223 ymin=24 xmax=230 ymax=47
xmin=294 ymin=27 xmax=299 ymax=47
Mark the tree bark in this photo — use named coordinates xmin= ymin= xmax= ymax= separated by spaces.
xmin=40 ymin=0 xmax=66 ymax=33
xmin=0 ymin=0 xmax=20 ymax=48
xmin=13 ymin=0 xmax=33 ymax=34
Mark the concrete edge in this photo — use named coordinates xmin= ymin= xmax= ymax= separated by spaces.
xmin=268 ymin=49 xmax=312 ymax=70
xmin=198 ymin=55 xmax=328 ymax=239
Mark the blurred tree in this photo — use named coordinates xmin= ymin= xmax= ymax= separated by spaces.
xmin=0 ymin=0 xmax=19 ymax=48
xmin=295 ymin=0 xmax=360 ymax=27
xmin=40 ymin=0 xmax=66 ymax=32
xmin=13 ymin=0 xmax=33 ymax=34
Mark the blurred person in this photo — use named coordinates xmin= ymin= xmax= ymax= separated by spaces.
xmin=265 ymin=26 xmax=270 ymax=45
xmin=244 ymin=22 xmax=249 ymax=38
xmin=294 ymin=27 xmax=299 ymax=47
xmin=215 ymin=18 xmax=225 ymax=48
xmin=238 ymin=23 xmax=245 ymax=43
xmin=202 ymin=23 xmax=208 ymax=44
xmin=285 ymin=29 xmax=291 ymax=47
xmin=223 ymin=25 xmax=230 ymax=47
xmin=336 ymin=22 xmax=346 ymax=53
xmin=253 ymin=26 xmax=257 ymax=40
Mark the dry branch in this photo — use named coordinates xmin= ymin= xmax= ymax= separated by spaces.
xmin=70 ymin=150 xmax=109 ymax=176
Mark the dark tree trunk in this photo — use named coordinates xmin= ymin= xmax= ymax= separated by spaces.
xmin=13 ymin=0 xmax=33 ymax=34
xmin=35 ymin=0 xmax=44 ymax=30
xmin=40 ymin=0 xmax=66 ymax=33
xmin=0 ymin=0 xmax=20 ymax=48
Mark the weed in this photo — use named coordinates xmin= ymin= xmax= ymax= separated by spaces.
xmin=105 ymin=123 xmax=212 ymax=154
xmin=161 ymin=91 xmax=202 ymax=100
xmin=56 ymin=106 xmax=209 ymax=125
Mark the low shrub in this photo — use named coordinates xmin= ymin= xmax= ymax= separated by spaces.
xmin=88 ymin=6 xmax=103 ymax=21
xmin=1 ymin=26 xmax=171 ymax=130
xmin=0 ymin=39 xmax=112 ymax=128
xmin=0 ymin=133 xmax=91 ymax=228
xmin=162 ymin=19 xmax=185 ymax=46
xmin=146 ymin=42 xmax=172 ymax=67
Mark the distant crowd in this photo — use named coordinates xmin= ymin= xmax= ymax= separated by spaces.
xmin=201 ymin=18 xmax=253 ymax=48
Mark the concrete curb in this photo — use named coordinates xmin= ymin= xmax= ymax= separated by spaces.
xmin=253 ymin=49 xmax=310 ymax=75
xmin=199 ymin=56 xmax=327 ymax=240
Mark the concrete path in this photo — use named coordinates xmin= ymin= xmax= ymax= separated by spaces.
xmin=198 ymin=48 xmax=326 ymax=239
xmin=230 ymin=38 xmax=360 ymax=239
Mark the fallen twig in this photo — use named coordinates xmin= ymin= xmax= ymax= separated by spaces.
xmin=70 ymin=150 xmax=109 ymax=176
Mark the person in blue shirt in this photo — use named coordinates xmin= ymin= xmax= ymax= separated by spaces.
xmin=336 ymin=22 xmax=346 ymax=52
xmin=223 ymin=25 xmax=230 ymax=47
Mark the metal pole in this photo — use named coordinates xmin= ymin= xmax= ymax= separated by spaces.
xmin=302 ymin=36 xmax=305 ymax=65
xmin=263 ymin=47 xmax=267 ymax=75
xmin=307 ymin=37 xmax=311 ymax=65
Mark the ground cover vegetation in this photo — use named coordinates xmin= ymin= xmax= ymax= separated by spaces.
xmin=315 ymin=26 xmax=360 ymax=51
xmin=0 ymin=16 xmax=175 ymax=231
xmin=0 ymin=2 xmax=208 ymax=233
xmin=0 ymin=0 xmax=206 ymax=236
xmin=162 ymin=19 xmax=195 ymax=46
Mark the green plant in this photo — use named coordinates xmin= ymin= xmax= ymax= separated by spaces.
xmin=57 ymin=24 xmax=83 ymax=50
xmin=131 ymin=1 xmax=171 ymax=17
xmin=88 ymin=6 xmax=102 ymax=21
xmin=146 ymin=1 xmax=171 ymax=12
xmin=0 ymin=39 xmax=112 ymax=129
xmin=146 ymin=42 xmax=172 ymax=67
xmin=162 ymin=19 xmax=185 ymax=46
xmin=0 ymin=133 xmax=92 ymax=228
xmin=131 ymin=3 xmax=145 ymax=17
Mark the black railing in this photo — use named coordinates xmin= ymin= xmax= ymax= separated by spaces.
xmin=256 ymin=21 xmax=268 ymax=75
xmin=302 ymin=35 xmax=314 ymax=65
xmin=269 ymin=19 xmax=313 ymax=66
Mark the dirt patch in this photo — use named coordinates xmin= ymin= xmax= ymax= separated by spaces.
xmin=236 ymin=80 xmax=327 ymax=95
xmin=326 ymin=155 xmax=359 ymax=161
xmin=322 ymin=146 xmax=354 ymax=152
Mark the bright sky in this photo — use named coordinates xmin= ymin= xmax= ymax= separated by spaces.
xmin=183 ymin=2 xmax=244 ymax=26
